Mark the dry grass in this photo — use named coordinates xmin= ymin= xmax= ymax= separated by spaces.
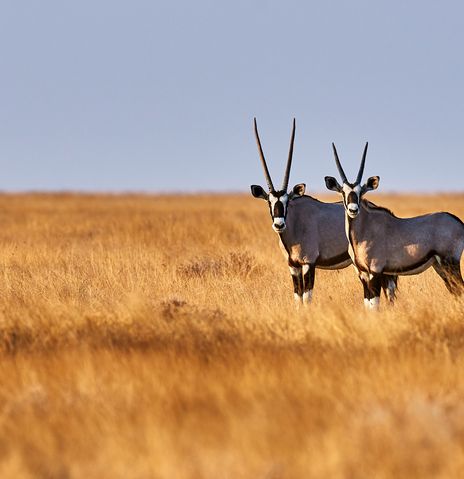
xmin=0 ymin=192 xmax=463 ymax=478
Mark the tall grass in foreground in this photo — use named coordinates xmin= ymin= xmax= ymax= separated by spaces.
xmin=0 ymin=193 xmax=463 ymax=478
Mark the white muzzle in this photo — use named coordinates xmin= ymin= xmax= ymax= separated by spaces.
xmin=272 ymin=217 xmax=286 ymax=232
xmin=347 ymin=203 xmax=359 ymax=218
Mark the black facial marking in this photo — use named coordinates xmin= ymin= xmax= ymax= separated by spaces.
xmin=347 ymin=191 xmax=359 ymax=205
xmin=268 ymin=190 xmax=288 ymax=219
xmin=268 ymin=203 xmax=273 ymax=217
xmin=274 ymin=201 xmax=285 ymax=217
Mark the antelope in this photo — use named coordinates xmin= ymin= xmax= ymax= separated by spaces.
xmin=325 ymin=142 xmax=464 ymax=307
xmin=250 ymin=119 xmax=397 ymax=306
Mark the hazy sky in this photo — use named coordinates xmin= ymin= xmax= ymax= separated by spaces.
xmin=0 ymin=1 xmax=463 ymax=192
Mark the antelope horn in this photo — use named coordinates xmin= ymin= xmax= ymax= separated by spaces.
xmin=332 ymin=143 xmax=348 ymax=183
xmin=254 ymin=118 xmax=275 ymax=192
xmin=281 ymin=118 xmax=296 ymax=191
xmin=356 ymin=142 xmax=368 ymax=184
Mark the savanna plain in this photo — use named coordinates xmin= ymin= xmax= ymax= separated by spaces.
xmin=0 ymin=192 xmax=464 ymax=479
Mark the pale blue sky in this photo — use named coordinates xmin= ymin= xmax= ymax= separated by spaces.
xmin=0 ymin=0 xmax=463 ymax=192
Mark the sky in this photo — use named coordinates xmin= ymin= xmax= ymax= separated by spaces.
xmin=0 ymin=0 xmax=463 ymax=193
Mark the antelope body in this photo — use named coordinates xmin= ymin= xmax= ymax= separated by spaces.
xmin=325 ymin=143 xmax=464 ymax=306
xmin=271 ymin=193 xmax=353 ymax=305
xmin=251 ymin=119 xmax=397 ymax=306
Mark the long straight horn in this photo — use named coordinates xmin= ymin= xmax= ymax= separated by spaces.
xmin=332 ymin=143 xmax=348 ymax=183
xmin=356 ymin=142 xmax=368 ymax=184
xmin=281 ymin=118 xmax=296 ymax=191
xmin=254 ymin=118 xmax=275 ymax=192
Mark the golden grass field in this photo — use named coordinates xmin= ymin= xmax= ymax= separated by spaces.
xmin=0 ymin=192 xmax=464 ymax=478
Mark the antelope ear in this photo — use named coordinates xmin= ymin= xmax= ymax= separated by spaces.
xmin=250 ymin=185 xmax=268 ymax=200
xmin=324 ymin=176 xmax=342 ymax=192
xmin=362 ymin=176 xmax=380 ymax=193
xmin=289 ymin=183 xmax=306 ymax=199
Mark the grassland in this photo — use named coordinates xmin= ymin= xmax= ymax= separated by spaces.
xmin=0 ymin=192 xmax=463 ymax=478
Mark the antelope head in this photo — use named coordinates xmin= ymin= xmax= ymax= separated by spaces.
xmin=325 ymin=142 xmax=379 ymax=219
xmin=250 ymin=118 xmax=305 ymax=233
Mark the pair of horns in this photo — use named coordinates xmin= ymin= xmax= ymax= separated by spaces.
xmin=254 ymin=118 xmax=295 ymax=192
xmin=332 ymin=142 xmax=368 ymax=184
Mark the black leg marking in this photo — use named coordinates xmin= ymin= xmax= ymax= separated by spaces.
xmin=381 ymin=275 xmax=398 ymax=304
xmin=302 ymin=263 xmax=315 ymax=304
xmin=289 ymin=263 xmax=303 ymax=303
xmin=369 ymin=274 xmax=383 ymax=298
xmin=363 ymin=273 xmax=383 ymax=309
xmin=291 ymin=272 xmax=304 ymax=296
xmin=359 ymin=276 xmax=372 ymax=303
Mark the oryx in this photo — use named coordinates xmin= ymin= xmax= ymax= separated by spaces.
xmin=250 ymin=119 xmax=397 ymax=306
xmin=325 ymin=142 xmax=464 ymax=307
